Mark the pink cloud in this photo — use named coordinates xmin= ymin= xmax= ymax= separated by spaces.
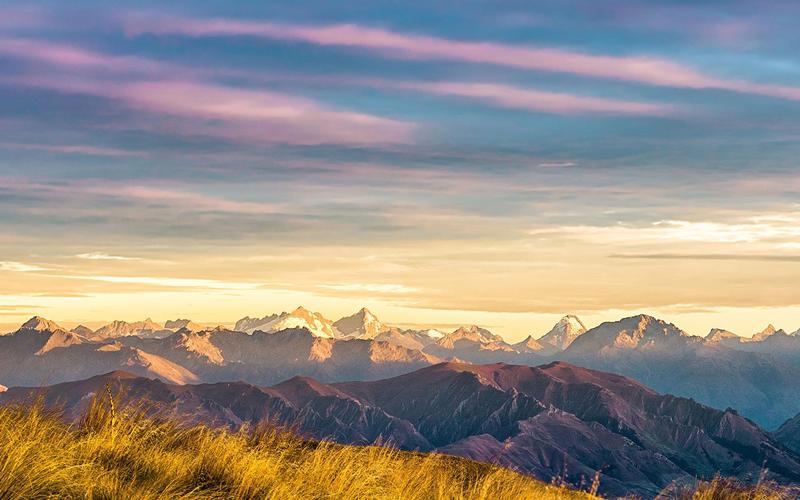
xmin=0 ymin=142 xmax=147 ymax=158
xmin=0 ymin=38 xmax=414 ymax=145
xmin=0 ymin=177 xmax=285 ymax=215
xmin=116 ymin=81 xmax=414 ymax=145
xmin=0 ymin=37 xmax=175 ymax=76
xmin=125 ymin=17 xmax=800 ymax=101
xmin=396 ymin=81 xmax=672 ymax=115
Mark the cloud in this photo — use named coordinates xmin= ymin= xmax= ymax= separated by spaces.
xmin=394 ymin=81 xmax=672 ymax=116
xmin=125 ymin=17 xmax=800 ymax=101
xmin=0 ymin=142 xmax=147 ymax=158
xmin=0 ymin=37 xmax=176 ymax=76
xmin=55 ymin=274 xmax=260 ymax=290
xmin=319 ymin=283 xmax=419 ymax=294
xmin=531 ymin=215 xmax=800 ymax=246
xmin=0 ymin=38 xmax=414 ymax=145
xmin=611 ymin=253 xmax=800 ymax=262
xmin=537 ymin=162 xmax=577 ymax=168
xmin=116 ymin=81 xmax=415 ymax=145
xmin=1 ymin=177 xmax=286 ymax=215
xmin=0 ymin=261 xmax=47 ymax=272
xmin=75 ymin=252 xmax=142 ymax=261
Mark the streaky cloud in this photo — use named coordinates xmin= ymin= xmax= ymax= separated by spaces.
xmin=125 ymin=16 xmax=800 ymax=101
xmin=612 ymin=253 xmax=800 ymax=262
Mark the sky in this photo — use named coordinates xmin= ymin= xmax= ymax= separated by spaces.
xmin=1 ymin=1 xmax=800 ymax=340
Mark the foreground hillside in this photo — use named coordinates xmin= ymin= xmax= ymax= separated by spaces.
xmin=5 ymin=362 xmax=800 ymax=497
xmin=0 ymin=399 xmax=593 ymax=499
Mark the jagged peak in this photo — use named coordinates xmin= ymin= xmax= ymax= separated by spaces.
xmin=706 ymin=328 xmax=740 ymax=341
xmin=538 ymin=314 xmax=588 ymax=351
xmin=19 ymin=316 xmax=63 ymax=333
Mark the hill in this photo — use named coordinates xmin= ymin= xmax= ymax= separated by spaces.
xmin=5 ymin=362 xmax=800 ymax=497
xmin=0 ymin=396 xmax=595 ymax=499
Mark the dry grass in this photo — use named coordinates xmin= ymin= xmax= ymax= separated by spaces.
xmin=657 ymin=475 xmax=800 ymax=500
xmin=0 ymin=392 xmax=597 ymax=499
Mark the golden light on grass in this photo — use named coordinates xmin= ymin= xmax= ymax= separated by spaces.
xmin=0 ymin=393 xmax=595 ymax=499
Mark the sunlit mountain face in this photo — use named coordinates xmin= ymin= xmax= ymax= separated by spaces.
xmin=2 ymin=1 xmax=800 ymax=339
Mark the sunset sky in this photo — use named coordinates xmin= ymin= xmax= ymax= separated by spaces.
xmin=2 ymin=1 xmax=800 ymax=340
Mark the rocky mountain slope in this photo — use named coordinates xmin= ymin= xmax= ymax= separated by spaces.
xmin=4 ymin=362 xmax=800 ymax=498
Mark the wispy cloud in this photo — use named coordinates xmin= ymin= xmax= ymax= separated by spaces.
xmin=75 ymin=252 xmax=141 ymax=261
xmin=612 ymin=253 xmax=800 ymax=262
xmin=530 ymin=214 xmax=800 ymax=246
xmin=0 ymin=38 xmax=415 ymax=145
xmin=395 ymin=81 xmax=672 ymax=116
xmin=1 ymin=177 xmax=285 ymax=215
xmin=0 ymin=142 xmax=147 ymax=158
xmin=125 ymin=17 xmax=800 ymax=101
xmin=54 ymin=274 xmax=260 ymax=290
xmin=319 ymin=283 xmax=419 ymax=294
xmin=0 ymin=261 xmax=48 ymax=272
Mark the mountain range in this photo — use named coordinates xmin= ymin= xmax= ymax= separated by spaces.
xmin=3 ymin=309 xmax=800 ymax=428
xmin=3 ymin=361 xmax=800 ymax=498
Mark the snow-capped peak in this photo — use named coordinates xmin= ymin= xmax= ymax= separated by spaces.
xmin=538 ymin=315 xmax=587 ymax=351
xmin=448 ymin=325 xmax=504 ymax=343
xmin=235 ymin=306 xmax=338 ymax=337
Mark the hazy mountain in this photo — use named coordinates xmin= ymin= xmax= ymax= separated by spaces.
xmin=559 ymin=314 xmax=800 ymax=428
xmin=0 ymin=317 xmax=197 ymax=385
xmin=18 ymin=316 xmax=65 ymax=333
xmin=776 ymin=413 xmax=800 ymax=455
xmin=7 ymin=362 xmax=800 ymax=497
xmin=333 ymin=308 xmax=388 ymax=339
xmin=564 ymin=314 xmax=693 ymax=356
xmin=512 ymin=335 xmax=546 ymax=353
xmin=70 ymin=325 xmax=95 ymax=337
xmin=704 ymin=327 xmax=741 ymax=346
xmin=373 ymin=327 xmax=444 ymax=350
xmin=751 ymin=324 xmax=784 ymax=342
xmin=118 ymin=327 xmax=441 ymax=385
xmin=164 ymin=319 xmax=206 ymax=332
xmin=91 ymin=318 xmax=171 ymax=339
xmin=537 ymin=315 xmax=587 ymax=352
xmin=423 ymin=325 xmax=528 ymax=363
xmin=234 ymin=307 xmax=339 ymax=337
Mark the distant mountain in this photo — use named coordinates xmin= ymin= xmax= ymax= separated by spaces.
xmin=373 ymin=327 xmax=443 ymax=350
xmin=704 ymin=328 xmax=741 ymax=344
xmin=703 ymin=324 xmax=800 ymax=359
xmin=559 ymin=314 xmax=800 ymax=428
xmin=91 ymin=318 xmax=171 ymax=339
xmin=6 ymin=362 xmax=800 ymax=498
xmin=512 ymin=335 xmax=546 ymax=353
xmin=70 ymin=325 xmax=94 ymax=337
xmin=19 ymin=316 xmax=64 ymax=333
xmin=537 ymin=315 xmax=586 ymax=352
xmin=751 ymin=324 xmax=785 ymax=342
xmin=164 ymin=318 xmax=205 ymax=332
xmin=423 ymin=325 xmax=529 ymax=363
xmin=0 ymin=317 xmax=197 ymax=385
xmin=564 ymin=314 xmax=692 ymax=356
xmin=234 ymin=307 xmax=339 ymax=337
xmin=116 ymin=327 xmax=442 ymax=385
xmin=333 ymin=308 xmax=388 ymax=339
xmin=777 ymin=413 xmax=800 ymax=455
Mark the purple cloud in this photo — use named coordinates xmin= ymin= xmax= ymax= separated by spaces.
xmin=124 ymin=17 xmax=800 ymax=101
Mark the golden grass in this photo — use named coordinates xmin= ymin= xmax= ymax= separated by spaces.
xmin=658 ymin=475 xmax=800 ymax=500
xmin=0 ymin=392 xmax=597 ymax=499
